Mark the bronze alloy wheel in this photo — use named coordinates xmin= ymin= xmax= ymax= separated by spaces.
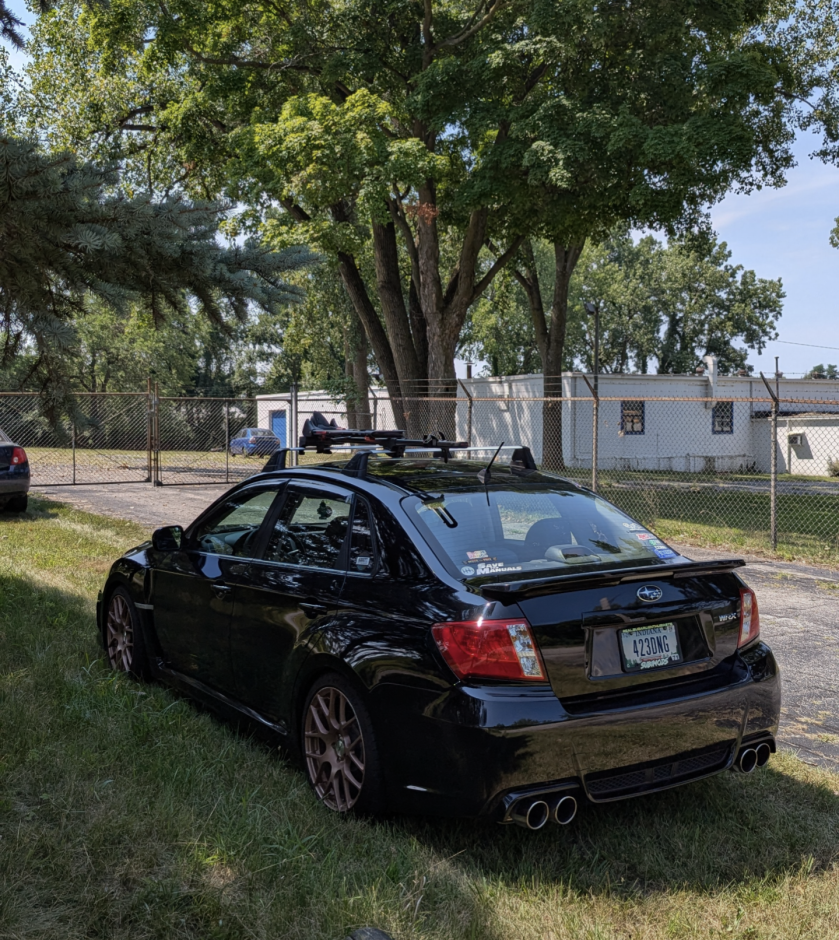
xmin=106 ymin=591 xmax=134 ymax=673
xmin=304 ymin=685 xmax=366 ymax=811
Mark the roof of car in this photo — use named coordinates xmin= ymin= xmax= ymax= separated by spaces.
xmin=314 ymin=456 xmax=583 ymax=494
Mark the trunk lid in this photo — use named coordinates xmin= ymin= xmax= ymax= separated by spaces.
xmin=0 ymin=445 xmax=13 ymax=472
xmin=482 ymin=561 xmax=746 ymax=704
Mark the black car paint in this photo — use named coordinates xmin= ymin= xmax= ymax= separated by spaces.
xmin=0 ymin=442 xmax=30 ymax=500
xmin=97 ymin=462 xmax=780 ymax=818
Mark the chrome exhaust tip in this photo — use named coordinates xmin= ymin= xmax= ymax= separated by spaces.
xmin=550 ymin=794 xmax=578 ymax=826
xmin=735 ymin=747 xmax=758 ymax=774
xmin=510 ymin=799 xmax=550 ymax=830
xmin=755 ymin=742 xmax=772 ymax=768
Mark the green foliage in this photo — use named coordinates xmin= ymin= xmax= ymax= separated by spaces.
xmin=18 ymin=0 xmax=805 ymax=395
xmin=463 ymin=229 xmax=783 ymax=376
xmin=0 ymin=132 xmax=314 ymax=407
xmin=805 ymin=363 xmax=839 ymax=379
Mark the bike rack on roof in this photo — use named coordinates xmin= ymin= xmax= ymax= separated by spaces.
xmin=260 ymin=412 xmax=537 ymax=479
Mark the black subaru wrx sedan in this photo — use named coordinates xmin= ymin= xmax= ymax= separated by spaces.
xmin=97 ymin=445 xmax=780 ymax=829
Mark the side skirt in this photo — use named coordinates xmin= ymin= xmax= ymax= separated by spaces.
xmin=154 ymin=661 xmax=290 ymax=740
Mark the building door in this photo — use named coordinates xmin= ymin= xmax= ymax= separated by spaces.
xmin=269 ymin=409 xmax=287 ymax=446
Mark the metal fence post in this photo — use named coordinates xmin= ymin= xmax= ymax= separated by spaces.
xmin=71 ymin=417 xmax=76 ymax=485
xmin=457 ymin=379 xmax=473 ymax=446
xmin=760 ymin=372 xmax=779 ymax=551
xmin=146 ymin=377 xmax=153 ymax=483
xmin=581 ymin=374 xmax=599 ymax=492
xmin=153 ymin=381 xmax=161 ymax=486
xmin=290 ymin=382 xmax=299 ymax=467
xmin=225 ymin=400 xmax=230 ymax=483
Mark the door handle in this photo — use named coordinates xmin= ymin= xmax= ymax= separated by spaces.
xmin=300 ymin=599 xmax=328 ymax=616
xmin=211 ymin=582 xmax=233 ymax=599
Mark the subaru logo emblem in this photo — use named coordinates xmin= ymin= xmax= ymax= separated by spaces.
xmin=637 ymin=585 xmax=663 ymax=602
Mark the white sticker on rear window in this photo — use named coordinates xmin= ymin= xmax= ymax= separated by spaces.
xmin=461 ymin=565 xmax=475 ymax=576
xmin=467 ymin=549 xmax=489 ymax=560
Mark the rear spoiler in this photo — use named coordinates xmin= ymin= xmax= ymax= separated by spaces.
xmin=479 ymin=558 xmax=746 ymax=600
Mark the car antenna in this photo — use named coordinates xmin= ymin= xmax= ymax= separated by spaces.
xmin=477 ymin=442 xmax=504 ymax=505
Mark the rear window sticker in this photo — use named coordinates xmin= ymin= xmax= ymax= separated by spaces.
xmin=476 ymin=561 xmax=522 ymax=575
xmin=636 ymin=533 xmax=655 ymax=540
xmin=467 ymin=549 xmax=489 ymax=560
xmin=654 ymin=547 xmax=677 ymax=559
xmin=622 ymin=522 xmax=644 ymax=530
xmin=461 ymin=565 xmax=476 ymax=576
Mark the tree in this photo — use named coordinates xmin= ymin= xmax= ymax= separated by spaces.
xmin=805 ymin=363 xmax=839 ymax=379
xmin=653 ymin=233 xmax=783 ymax=375
xmin=0 ymin=133 xmax=313 ymax=412
xmin=21 ymin=0 xmax=803 ymax=447
xmin=0 ymin=0 xmax=25 ymax=49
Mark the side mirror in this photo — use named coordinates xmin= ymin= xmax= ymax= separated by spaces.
xmin=152 ymin=525 xmax=184 ymax=552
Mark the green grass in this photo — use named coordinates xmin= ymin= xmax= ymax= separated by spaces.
xmin=596 ymin=482 xmax=839 ymax=567
xmin=3 ymin=498 xmax=839 ymax=939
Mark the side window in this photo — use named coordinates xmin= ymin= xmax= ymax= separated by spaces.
xmin=191 ymin=488 xmax=279 ymax=557
xmin=349 ymin=499 xmax=376 ymax=574
xmin=264 ymin=490 xmax=352 ymax=569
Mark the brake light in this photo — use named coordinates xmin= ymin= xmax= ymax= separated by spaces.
xmin=738 ymin=588 xmax=760 ymax=647
xmin=432 ymin=617 xmax=546 ymax=681
xmin=10 ymin=446 xmax=26 ymax=465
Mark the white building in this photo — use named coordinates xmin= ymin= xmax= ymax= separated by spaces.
xmin=257 ymin=356 xmax=839 ymax=476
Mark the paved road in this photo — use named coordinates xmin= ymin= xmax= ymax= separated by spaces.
xmin=32 ymin=483 xmax=839 ymax=771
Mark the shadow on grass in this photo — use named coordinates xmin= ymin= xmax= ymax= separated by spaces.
xmin=3 ymin=557 xmax=839 ymax=939
xmin=395 ymin=760 xmax=839 ymax=897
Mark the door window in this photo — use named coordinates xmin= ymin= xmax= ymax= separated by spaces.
xmin=348 ymin=499 xmax=376 ymax=574
xmin=191 ymin=488 xmax=279 ymax=557
xmin=264 ymin=490 xmax=352 ymax=569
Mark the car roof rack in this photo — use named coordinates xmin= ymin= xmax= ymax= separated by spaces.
xmin=261 ymin=412 xmax=537 ymax=479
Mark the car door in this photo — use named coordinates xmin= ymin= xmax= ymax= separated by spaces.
xmin=151 ymin=483 xmax=282 ymax=692
xmin=229 ymin=481 xmax=353 ymax=724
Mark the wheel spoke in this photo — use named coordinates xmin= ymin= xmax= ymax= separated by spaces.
xmin=304 ymin=685 xmax=366 ymax=812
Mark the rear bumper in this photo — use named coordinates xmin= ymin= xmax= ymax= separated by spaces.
xmin=0 ymin=469 xmax=30 ymax=496
xmin=373 ymin=642 xmax=780 ymax=817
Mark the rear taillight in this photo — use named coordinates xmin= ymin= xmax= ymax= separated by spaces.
xmin=11 ymin=446 xmax=26 ymax=465
xmin=738 ymin=588 xmax=760 ymax=647
xmin=431 ymin=617 xmax=546 ymax=682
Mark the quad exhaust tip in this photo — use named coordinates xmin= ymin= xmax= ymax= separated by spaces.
xmin=509 ymin=793 xmax=578 ymax=830
xmin=734 ymin=742 xmax=773 ymax=774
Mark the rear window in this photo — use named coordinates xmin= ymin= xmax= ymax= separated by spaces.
xmin=409 ymin=487 xmax=679 ymax=578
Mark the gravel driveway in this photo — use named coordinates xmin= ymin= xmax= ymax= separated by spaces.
xmin=32 ymin=481 xmax=839 ymax=772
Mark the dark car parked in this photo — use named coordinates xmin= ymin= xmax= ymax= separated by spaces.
xmin=229 ymin=427 xmax=282 ymax=457
xmin=0 ymin=428 xmax=29 ymax=512
xmin=98 ymin=431 xmax=779 ymax=828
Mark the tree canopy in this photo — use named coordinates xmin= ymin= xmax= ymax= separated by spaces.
xmin=18 ymin=0 xmax=806 ymax=432
xmin=0 ymin=131 xmax=313 ymax=407
xmin=462 ymin=228 xmax=783 ymax=377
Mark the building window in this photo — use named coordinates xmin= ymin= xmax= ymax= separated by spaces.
xmin=621 ymin=400 xmax=645 ymax=435
xmin=712 ymin=401 xmax=734 ymax=434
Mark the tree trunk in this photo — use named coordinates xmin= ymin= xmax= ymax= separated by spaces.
xmin=336 ymin=250 xmax=407 ymax=430
xmin=542 ymin=243 xmax=584 ymax=470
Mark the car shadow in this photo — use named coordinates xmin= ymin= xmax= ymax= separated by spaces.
xmin=394 ymin=763 xmax=839 ymax=895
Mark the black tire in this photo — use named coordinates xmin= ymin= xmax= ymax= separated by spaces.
xmin=4 ymin=494 xmax=27 ymax=513
xmin=104 ymin=586 xmax=151 ymax=680
xmin=302 ymin=672 xmax=385 ymax=816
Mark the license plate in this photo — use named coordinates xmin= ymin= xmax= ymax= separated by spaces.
xmin=620 ymin=622 xmax=681 ymax=672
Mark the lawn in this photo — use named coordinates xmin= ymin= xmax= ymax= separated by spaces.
xmin=597 ymin=482 xmax=839 ymax=567
xmin=2 ymin=498 xmax=839 ymax=939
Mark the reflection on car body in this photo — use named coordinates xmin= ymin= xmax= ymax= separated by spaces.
xmin=97 ymin=429 xmax=780 ymax=828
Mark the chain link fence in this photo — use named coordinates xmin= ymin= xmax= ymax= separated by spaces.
xmin=5 ymin=383 xmax=839 ymax=565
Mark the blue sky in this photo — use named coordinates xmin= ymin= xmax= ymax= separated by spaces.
xmin=5 ymin=0 xmax=839 ymax=378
